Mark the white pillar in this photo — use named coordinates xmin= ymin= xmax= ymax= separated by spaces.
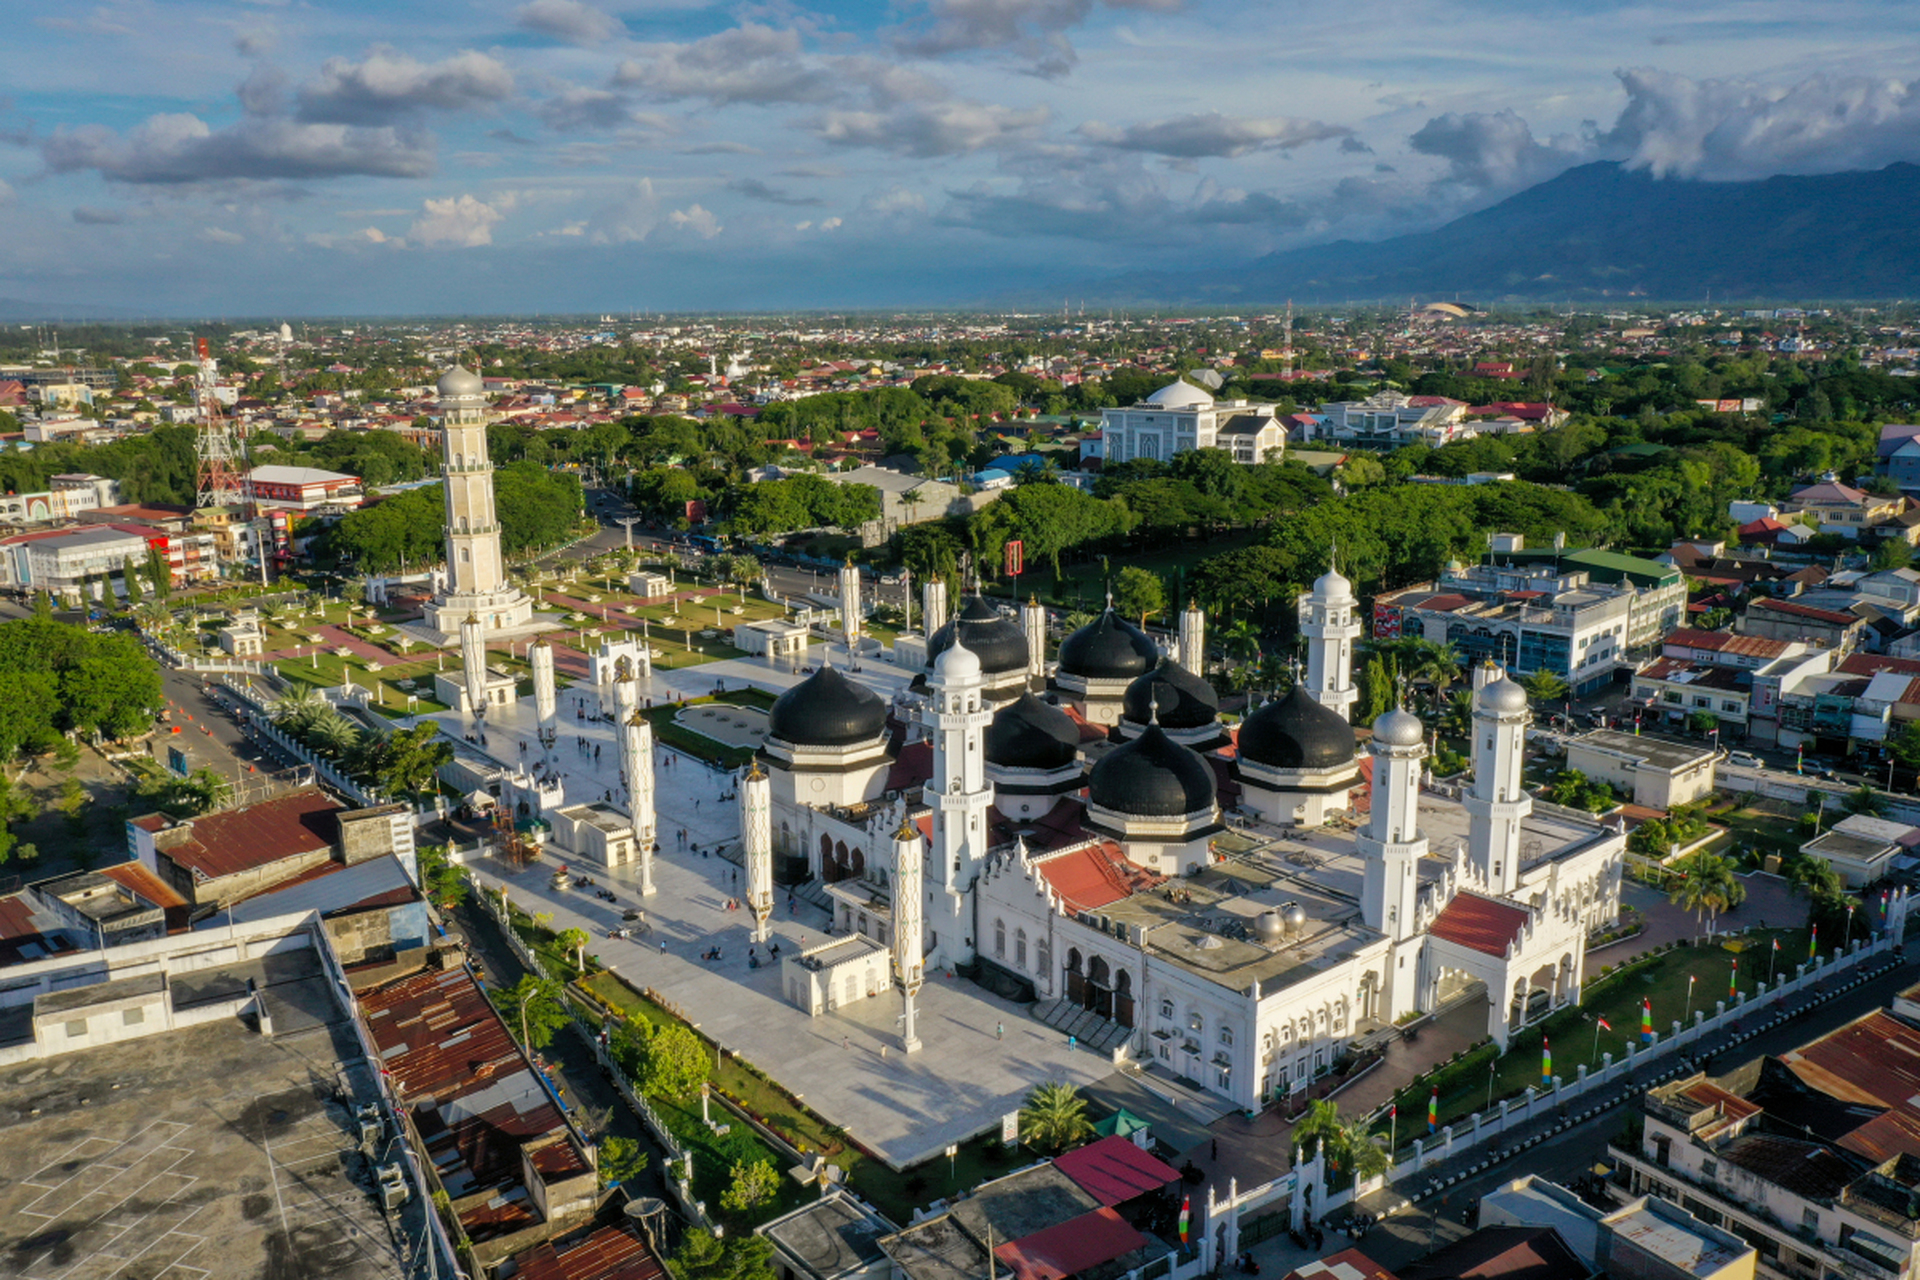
xmin=1022 ymin=595 xmax=1046 ymax=681
xmin=531 ymin=637 xmax=557 ymax=733
xmin=892 ymin=813 xmax=925 ymax=1053
xmin=922 ymin=578 xmax=948 ymax=634
xmin=459 ymin=612 xmax=487 ymax=720
xmin=1178 ymin=601 xmax=1205 ymax=677
xmin=839 ymin=560 xmax=862 ymax=652
xmin=743 ymin=763 xmax=773 ymax=943
xmin=622 ymin=707 xmax=656 ymax=893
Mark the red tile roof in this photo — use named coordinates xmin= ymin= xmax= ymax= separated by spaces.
xmin=1429 ymin=893 xmax=1530 ymax=958
xmin=154 ymin=788 xmax=341 ymax=879
xmin=512 ymin=1221 xmax=666 ymax=1280
xmin=1051 ymin=1135 xmax=1179 ymax=1205
xmin=994 ymin=1207 xmax=1146 ymax=1280
xmin=1663 ymin=628 xmax=1791 ymax=660
xmin=0 ymin=893 xmax=41 ymax=939
xmin=1034 ymin=841 xmax=1162 ymax=912
xmin=1748 ymin=598 xmax=1858 ymax=627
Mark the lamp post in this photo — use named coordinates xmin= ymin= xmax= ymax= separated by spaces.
xmin=1683 ymin=973 xmax=1697 ymax=1026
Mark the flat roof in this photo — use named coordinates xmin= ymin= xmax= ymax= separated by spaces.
xmin=1604 ymin=1200 xmax=1749 ymax=1275
xmin=764 ymin=1192 xmax=893 ymax=1280
xmin=1568 ymin=729 xmax=1717 ymax=773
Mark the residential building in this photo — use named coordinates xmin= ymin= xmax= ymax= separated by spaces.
xmin=1785 ymin=479 xmax=1908 ymax=541
xmin=1484 ymin=535 xmax=1689 ymax=652
xmin=1800 ymin=813 xmax=1919 ymax=888
xmin=811 ymin=464 xmax=964 ymax=547
xmin=25 ymin=861 xmax=188 ymax=948
xmin=245 ymin=463 xmax=365 ymax=511
xmin=762 ymin=1191 xmax=895 ymax=1280
xmin=1877 ymin=424 xmax=1920 ymax=494
xmin=1089 ymin=381 xmax=1286 ymax=465
xmin=1738 ymin=598 xmax=1867 ymax=653
xmin=0 ymin=473 xmax=119 ymax=525
xmin=1564 ymin=730 xmax=1719 ymax=811
xmin=1480 ymin=1176 xmax=1755 ymax=1280
xmin=1612 ymin=1007 xmax=1920 ymax=1280
xmin=1306 ymin=389 xmax=1472 ymax=447
xmin=1663 ymin=630 xmax=1809 ymax=670
xmin=1744 ymin=649 xmax=1839 ymax=746
xmin=1632 ymin=659 xmax=1754 ymax=733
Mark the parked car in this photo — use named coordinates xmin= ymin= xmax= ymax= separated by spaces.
xmin=1725 ymin=751 xmax=1763 ymax=769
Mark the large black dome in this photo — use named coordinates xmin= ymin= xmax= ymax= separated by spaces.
xmin=928 ymin=596 xmax=1030 ymax=676
xmin=1057 ymin=609 xmax=1158 ymax=681
xmin=1123 ymin=659 xmax=1219 ymax=730
xmin=1089 ymin=723 xmax=1217 ymax=817
xmin=987 ymin=693 xmax=1080 ymax=771
xmin=766 ymin=665 xmax=888 ymax=748
xmin=1237 ymin=685 xmax=1356 ymax=770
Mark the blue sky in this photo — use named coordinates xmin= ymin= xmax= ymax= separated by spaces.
xmin=5 ymin=0 xmax=1920 ymax=314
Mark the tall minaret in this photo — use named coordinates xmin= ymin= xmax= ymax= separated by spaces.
xmin=1178 ymin=600 xmax=1205 ymax=677
xmin=1360 ymin=704 xmax=1429 ymax=1019
xmin=622 ymin=708 xmax=657 ymax=893
xmin=611 ymin=656 xmax=639 ymax=723
xmin=428 ymin=367 xmax=534 ymax=638
xmin=531 ymin=636 xmax=557 ymax=742
xmin=839 ymin=560 xmax=862 ymax=653
xmin=892 ymin=812 xmax=925 ymax=1053
xmin=460 ymin=613 xmax=487 ymax=720
xmin=1022 ymin=595 xmax=1046 ymax=681
xmin=1465 ymin=677 xmax=1532 ymax=897
xmin=922 ymin=578 xmax=948 ymax=634
xmin=1299 ymin=558 xmax=1360 ymax=722
xmin=742 ymin=763 xmax=772 ymax=943
xmin=922 ymin=636 xmax=993 ymax=968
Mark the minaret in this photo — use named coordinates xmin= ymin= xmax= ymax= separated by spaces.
xmin=611 ymin=656 xmax=639 ymax=723
xmin=922 ymin=635 xmax=994 ymax=968
xmin=922 ymin=578 xmax=948 ymax=634
xmin=742 ymin=763 xmax=772 ymax=943
xmin=891 ymin=811 xmax=925 ymax=1053
xmin=1299 ymin=558 xmax=1360 ymax=722
xmin=1022 ymin=595 xmax=1046 ymax=681
xmin=1178 ymin=600 xmax=1205 ymax=677
xmin=1359 ymin=705 xmax=1428 ymax=951
xmin=427 ymin=367 xmax=534 ymax=638
xmin=1465 ymin=677 xmax=1532 ymax=896
xmin=622 ymin=707 xmax=656 ymax=894
xmin=839 ymin=560 xmax=862 ymax=653
xmin=460 ymin=613 xmax=487 ymax=720
xmin=531 ymin=636 xmax=557 ymax=741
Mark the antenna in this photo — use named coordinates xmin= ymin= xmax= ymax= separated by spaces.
xmin=193 ymin=337 xmax=248 ymax=511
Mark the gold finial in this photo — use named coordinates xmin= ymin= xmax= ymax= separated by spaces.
xmin=746 ymin=760 xmax=765 ymax=782
xmin=627 ymin=708 xmax=647 ymax=726
xmin=896 ymin=814 xmax=921 ymax=841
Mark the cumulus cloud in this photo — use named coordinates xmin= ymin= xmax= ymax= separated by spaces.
xmin=515 ymin=0 xmax=619 ymax=45
xmin=537 ymin=88 xmax=637 ymax=132
xmin=669 ymin=204 xmax=722 ymax=238
xmin=819 ymin=216 xmax=842 ymax=230
xmin=42 ymin=113 xmax=434 ymax=183
xmin=890 ymin=0 xmax=1182 ymax=78
xmin=810 ymin=101 xmax=1048 ymax=157
xmin=297 ymin=47 xmax=513 ymax=124
xmin=1077 ymin=111 xmax=1349 ymax=158
xmin=612 ymin=24 xmax=942 ymax=109
xmin=729 ymin=178 xmax=823 ymax=206
xmin=409 ymin=193 xmax=513 ymax=246
xmin=586 ymin=179 xmax=661 ymax=243
xmin=1604 ymin=67 xmax=1920 ymax=180
xmin=1409 ymin=108 xmax=1588 ymax=189
xmin=201 ymin=227 xmax=245 ymax=245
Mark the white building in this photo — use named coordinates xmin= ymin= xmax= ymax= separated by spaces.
xmin=1089 ymin=381 xmax=1286 ymax=466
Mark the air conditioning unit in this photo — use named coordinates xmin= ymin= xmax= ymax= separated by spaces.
xmin=377 ymin=1164 xmax=410 ymax=1211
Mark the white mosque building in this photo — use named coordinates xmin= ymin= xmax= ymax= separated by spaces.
xmin=746 ymin=568 xmax=1625 ymax=1111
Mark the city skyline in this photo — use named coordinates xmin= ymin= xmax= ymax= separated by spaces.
xmin=5 ymin=0 xmax=1920 ymax=314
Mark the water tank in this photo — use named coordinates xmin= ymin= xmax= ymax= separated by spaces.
xmin=1282 ymin=903 xmax=1309 ymax=936
xmin=1253 ymin=911 xmax=1285 ymax=943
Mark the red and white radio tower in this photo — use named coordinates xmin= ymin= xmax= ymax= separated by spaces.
xmin=193 ymin=337 xmax=248 ymax=510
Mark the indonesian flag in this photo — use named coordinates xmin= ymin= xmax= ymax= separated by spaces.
xmin=1730 ymin=959 xmax=1738 ymax=1000
xmin=1179 ymin=1196 xmax=1190 ymax=1243
xmin=1596 ymin=1015 xmax=1611 ymax=1031
xmin=1387 ymin=1103 xmax=1396 ymax=1120
xmin=1772 ymin=937 xmax=1780 ymax=952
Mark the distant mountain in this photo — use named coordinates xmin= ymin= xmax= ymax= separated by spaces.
xmin=1088 ymin=161 xmax=1920 ymax=305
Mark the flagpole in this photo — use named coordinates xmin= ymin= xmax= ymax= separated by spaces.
xmin=1592 ymin=1018 xmax=1602 ymax=1067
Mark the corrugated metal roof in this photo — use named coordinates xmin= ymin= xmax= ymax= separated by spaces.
xmin=513 ymin=1221 xmax=666 ymax=1280
xmin=993 ymin=1207 xmax=1146 ymax=1280
xmin=156 ymin=788 xmax=340 ymax=880
xmin=1050 ymin=1135 xmax=1179 ymax=1206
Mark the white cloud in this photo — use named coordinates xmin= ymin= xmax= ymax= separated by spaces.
xmin=890 ymin=0 xmax=1183 ymax=77
xmin=1408 ymin=108 xmax=1589 ymax=189
xmin=819 ymin=216 xmax=843 ymax=230
xmin=297 ymin=46 xmax=514 ymax=124
xmin=612 ymin=24 xmax=944 ymax=109
xmin=42 ymin=112 xmax=434 ymax=183
xmin=1077 ymin=111 xmax=1350 ymax=158
xmin=586 ymin=179 xmax=661 ymax=243
xmin=669 ymin=203 xmax=722 ymax=238
xmin=200 ymin=226 xmax=245 ymax=244
xmin=811 ymin=101 xmax=1049 ymax=157
xmin=409 ymin=193 xmax=513 ymax=246
xmin=515 ymin=0 xmax=619 ymax=45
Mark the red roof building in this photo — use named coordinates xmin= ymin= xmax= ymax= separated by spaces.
xmin=993 ymin=1207 xmax=1148 ymax=1280
xmin=133 ymin=788 xmax=343 ymax=907
xmin=1050 ymin=1135 xmax=1179 ymax=1205
xmin=510 ymin=1220 xmax=665 ymax=1280
xmin=1429 ymin=893 xmax=1531 ymax=958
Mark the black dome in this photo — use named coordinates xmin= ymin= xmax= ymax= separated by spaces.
xmin=987 ymin=693 xmax=1080 ymax=771
xmin=1123 ymin=659 xmax=1220 ymax=730
xmin=766 ymin=665 xmax=888 ymax=748
xmin=1057 ymin=609 xmax=1158 ymax=681
xmin=928 ymin=596 xmax=1030 ymax=676
xmin=1237 ymin=685 xmax=1356 ymax=770
xmin=1089 ymin=723 xmax=1217 ymax=817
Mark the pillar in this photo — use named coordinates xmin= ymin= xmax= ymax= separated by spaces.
xmin=839 ymin=560 xmax=862 ymax=652
xmin=1179 ymin=600 xmax=1205 ymax=678
xmin=743 ymin=763 xmax=773 ymax=943
xmin=531 ymin=637 xmax=557 ymax=737
xmin=622 ymin=709 xmax=656 ymax=894
xmin=1022 ymin=595 xmax=1046 ymax=681
xmin=892 ymin=813 xmax=925 ymax=1053
xmin=460 ymin=612 xmax=487 ymax=721
xmin=922 ymin=578 xmax=948 ymax=634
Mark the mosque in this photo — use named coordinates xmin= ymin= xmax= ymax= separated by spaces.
xmin=428 ymin=365 xmax=1626 ymax=1116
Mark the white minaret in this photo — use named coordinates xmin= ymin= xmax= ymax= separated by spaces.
xmin=839 ymin=560 xmax=862 ymax=653
xmin=611 ymin=656 xmax=639 ymax=725
xmin=1465 ymin=677 xmax=1532 ymax=896
xmin=892 ymin=811 xmax=925 ymax=1053
xmin=460 ymin=612 xmax=487 ymax=720
xmin=922 ymin=636 xmax=994 ymax=968
xmin=1022 ymin=595 xmax=1046 ymax=681
xmin=531 ymin=636 xmax=557 ymax=737
xmin=1178 ymin=600 xmax=1205 ymax=677
xmin=1299 ymin=559 xmax=1360 ymax=722
xmin=1360 ymin=705 xmax=1428 ymax=942
xmin=922 ymin=578 xmax=948 ymax=634
xmin=742 ymin=762 xmax=772 ymax=943
xmin=622 ymin=708 xmax=657 ymax=893
xmin=425 ymin=367 xmax=535 ymax=638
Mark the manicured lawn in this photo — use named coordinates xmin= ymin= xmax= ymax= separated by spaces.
xmin=1712 ymin=803 xmax=1806 ymax=862
xmin=1373 ymin=926 xmax=1812 ymax=1153
xmin=643 ymin=688 xmax=776 ymax=768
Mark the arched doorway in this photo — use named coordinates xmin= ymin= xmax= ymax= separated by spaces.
xmin=850 ymin=847 xmax=866 ymax=879
xmin=834 ymin=840 xmax=849 ymax=883
xmin=1114 ymin=969 xmax=1135 ymax=1028
xmin=1087 ymin=955 xmax=1112 ymax=1019
xmin=1066 ymin=948 xmax=1084 ymax=1004
xmin=819 ymin=833 xmax=834 ymax=879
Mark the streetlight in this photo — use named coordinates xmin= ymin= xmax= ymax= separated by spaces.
xmin=1683 ymin=973 xmax=1696 ymax=1026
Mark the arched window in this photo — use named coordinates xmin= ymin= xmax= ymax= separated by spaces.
xmin=994 ymin=919 xmax=1006 ymax=958
xmin=1115 ymin=969 xmax=1132 ymax=995
xmin=1036 ymin=939 xmax=1050 ymax=976
xmin=1015 ymin=928 xmax=1027 ymax=969
xmin=1088 ymin=955 xmax=1110 ymax=987
xmin=850 ymin=847 xmax=865 ymax=878
xmin=1067 ymin=948 xmax=1082 ymax=974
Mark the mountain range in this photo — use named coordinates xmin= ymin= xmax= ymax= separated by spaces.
xmin=1087 ymin=161 xmax=1920 ymax=306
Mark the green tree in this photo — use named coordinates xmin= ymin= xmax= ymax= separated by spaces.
xmin=638 ymin=1023 xmax=710 ymax=1100
xmin=1111 ymin=566 xmax=1166 ymax=627
xmin=122 ymin=556 xmax=143 ymax=606
xmin=557 ymin=926 xmax=590 ymax=973
xmin=357 ymin=721 xmax=453 ymax=798
xmin=417 ymin=843 xmax=468 ymax=908
xmin=490 ymin=975 xmax=570 ymax=1051
xmin=0 ymin=771 xmax=37 ymax=864
xmin=720 ymin=1159 xmax=779 ymax=1214
xmin=669 ymin=1230 xmax=776 ymax=1280
xmin=1872 ymin=539 xmax=1915 ymax=572
xmin=597 ymin=1135 xmax=649 ymax=1188
xmin=1019 ymin=1081 xmax=1094 ymax=1152
xmin=165 ymin=766 xmax=231 ymax=816
xmin=1521 ymin=669 xmax=1570 ymax=705
xmin=1843 ymin=784 xmax=1886 ymax=817
xmin=1666 ymin=850 xmax=1747 ymax=936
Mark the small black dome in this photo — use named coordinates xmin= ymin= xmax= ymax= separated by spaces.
xmin=928 ymin=596 xmax=1029 ymax=676
xmin=1057 ymin=609 xmax=1158 ymax=681
xmin=1123 ymin=659 xmax=1219 ymax=730
xmin=1237 ymin=685 xmax=1356 ymax=770
xmin=766 ymin=665 xmax=888 ymax=748
xmin=1089 ymin=723 xmax=1217 ymax=817
xmin=987 ymin=693 xmax=1080 ymax=771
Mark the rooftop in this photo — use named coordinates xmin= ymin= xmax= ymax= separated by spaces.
xmin=1568 ymin=729 xmax=1718 ymax=773
xmin=146 ymin=787 xmax=342 ymax=880
xmin=763 ymin=1191 xmax=894 ymax=1280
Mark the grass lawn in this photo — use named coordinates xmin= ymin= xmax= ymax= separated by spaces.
xmin=1373 ymin=926 xmax=1812 ymax=1154
xmin=1711 ymin=803 xmax=1806 ymax=863
xmin=579 ymin=969 xmax=1035 ymax=1224
xmin=645 ymin=689 xmax=774 ymax=768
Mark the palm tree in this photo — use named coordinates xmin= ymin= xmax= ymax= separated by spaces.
xmin=306 ymin=712 xmax=362 ymax=759
xmin=1788 ymin=853 xmax=1845 ymax=907
xmin=1842 ymin=784 xmax=1885 ymax=817
xmin=1220 ymin=619 xmax=1262 ymax=669
xmin=1667 ymin=850 xmax=1746 ymax=936
xmin=1019 ymin=1081 xmax=1094 ymax=1153
xmin=1440 ymin=688 xmax=1474 ymax=737
xmin=272 ymin=685 xmax=326 ymax=732
xmin=135 ymin=600 xmax=173 ymax=633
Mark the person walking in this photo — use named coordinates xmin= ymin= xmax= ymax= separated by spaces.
xmin=996 ymin=1022 xmax=1004 ymax=1041
xmin=1067 ymin=1034 xmax=1076 ymax=1053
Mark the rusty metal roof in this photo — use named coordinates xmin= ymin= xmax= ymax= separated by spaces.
xmin=512 ymin=1221 xmax=666 ymax=1280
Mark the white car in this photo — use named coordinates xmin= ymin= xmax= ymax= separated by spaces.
xmin=1725 ymin=751 xmax=1763 ymax=769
